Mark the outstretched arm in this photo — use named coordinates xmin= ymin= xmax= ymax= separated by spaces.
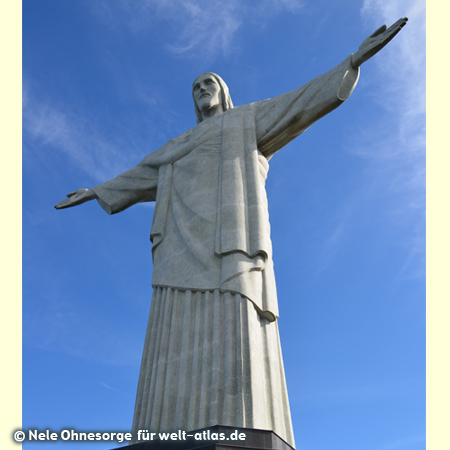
xmin=351 ymin=17 xmax=408 ymax=68
xmin=55 ymin=155 xmax=159 ymax=214
xmin=55 ymin=188 xmax=97 ymax=209
xmin=255 ymin=17 xmax=408 ymax=158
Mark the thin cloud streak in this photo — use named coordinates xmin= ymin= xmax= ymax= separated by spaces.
xmin=382 ymin=434 xmax=425 ymax=449
xmin=284 ymin=1 xmax=424 ymax=279
xmin=88 ymin=0 xmax=303 ymax=59
xmin=23 ymin=294 xmax=143 ymax=367
xmin=23 ymin=80 xmax=144 ymax=183
xmin=313 ymin=202 xmax=354 ymax=275
xmin=164 ymin=1 xmax=242 ymax=57
xmin=339 ymin=0 xmax=426 ymax=280
xmin=360 ymin=0 xmax=425 ymax=158
xmin=100 ymin=382 xmax=128 ymax=395
xmin=364 ymin=0 xmax=425 ymax=275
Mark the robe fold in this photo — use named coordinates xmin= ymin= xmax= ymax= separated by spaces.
xmin=91 ymin=56 xmax=359 ymax=447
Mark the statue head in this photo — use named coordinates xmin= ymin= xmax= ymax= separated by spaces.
xmin=192 ymin=72 xmax=233 ymax=124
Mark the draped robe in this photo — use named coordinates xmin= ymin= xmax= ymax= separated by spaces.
xmin=92 ymin=56 xmax=359 ymax=447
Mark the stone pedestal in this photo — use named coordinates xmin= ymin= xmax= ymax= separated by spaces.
xmin=111 ymin=426 xmax=295 ymax=450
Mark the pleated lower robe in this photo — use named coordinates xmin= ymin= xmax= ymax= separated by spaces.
xmin=131 ymin=288 xmax=294 ymax=446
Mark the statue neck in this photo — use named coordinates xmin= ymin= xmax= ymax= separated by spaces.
xmin=201 ymin=104 xmax=224 ymax=121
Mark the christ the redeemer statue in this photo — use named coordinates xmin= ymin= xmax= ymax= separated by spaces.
xmin=56 ymin=19 xmax=408 ymax=448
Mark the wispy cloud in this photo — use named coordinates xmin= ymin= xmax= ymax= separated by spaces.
xmin=360 ymin=0 xmax=425 ymax=151
xmin=22 ymin=79 xmax=146 ymax=183
xmin=100 ymin=381 xmax=128 ymax=395
xmin=23 ymin=292 xmax=144 ymax=367
xmin=314 ymin=202 xmax=355 ymax=275
xmin=87 ymin=0 xmax=303 ymax=59
xmin=382 ymin=433 xmax=425 ymax=449
xmin=357 ymin=0 xmax=425 ymax=169
xmin=342 ymin=0 xmax=426 ymax=280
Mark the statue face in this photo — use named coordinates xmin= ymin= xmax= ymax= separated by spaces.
xmin=193 ymin=74 xmax=222 ymax=112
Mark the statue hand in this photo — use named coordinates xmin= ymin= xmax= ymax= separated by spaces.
xmin=55 ymin=188 xmax=96 ymax=209
xmin=351 ymin=17 xmax=408 ymax=68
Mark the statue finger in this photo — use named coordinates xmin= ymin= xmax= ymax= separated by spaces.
xmin=55 ymin=199 xmax=71 ymax=209
xmin=385 ymin=17 xmax=408 ymax=34
xmin=67 ymin=188 xmax=88 ymax=198
xmin=394 ymin=17 xmax=409 ymax=27
xmin=383 ymin=20 xmax=407 ymax=42
xmin=376 ymin=27 xmax=404 ymax=51
xmin=376 ymin=18 xmax=407 ymax=48
xmin=370 ymin=24 xmax=387 ymax=38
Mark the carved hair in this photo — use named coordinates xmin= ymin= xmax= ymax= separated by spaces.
xmin=192 ymin=72 xmax=234 ymax=124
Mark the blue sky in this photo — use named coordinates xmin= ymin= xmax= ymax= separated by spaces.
xmin=22 ymin=1 xmax=425 ymax=449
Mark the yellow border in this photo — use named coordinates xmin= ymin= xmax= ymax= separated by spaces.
xmin=0 ymin=1 xmax=22 ymax=449
xmin=427 ymin=1 xmax=448 ymax=449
